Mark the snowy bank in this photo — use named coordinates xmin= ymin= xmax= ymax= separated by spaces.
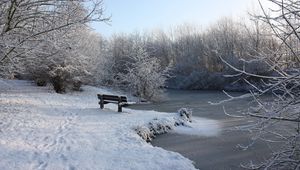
xmin=136 ymin=108 xmax=221 ymax=142
xmin=0 ymin=79 xmax=219 ymax=170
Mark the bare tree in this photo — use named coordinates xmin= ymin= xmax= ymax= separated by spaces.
xmin=0 ymin=0 xmax=109 ymax=78
xmin=218 ymin=0 xmax=300 ymax=169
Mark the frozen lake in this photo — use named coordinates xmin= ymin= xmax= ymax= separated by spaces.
xmin=129 ymin=90 xmax=278 ymax=169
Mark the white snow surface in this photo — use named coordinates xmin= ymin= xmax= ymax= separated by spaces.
xmin=0 ymin=79 xmax=218 ymax=170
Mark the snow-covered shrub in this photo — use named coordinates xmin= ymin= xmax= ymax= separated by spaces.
xmin=177 ymin=108 xmax=192 ymax=123
xmin=135 ymin=118 xmax=174 ymax=142
xmin=148 ymin=118 xmax=173 ymax=134
xmin=49 ymin=65 xmax=72 ymax=93
xmin=25 ymin=61 xmax=86 ymax=93
xmin=116 ymin=42 xmax=171 ymax=101
xmin=35 ymin=78 xmax=47 ymax=86
xmin=136 ymin=108 xmax=193 ymax=142
xmin=48 ymin=65 xmax=85 ymax=93
xmin=136 ymin=126 xmax=155 ymax=142
xmin=25 ymin=63 xmax=50 ymax=86
xmin=71 ymin=77 xmax=82 ymax=91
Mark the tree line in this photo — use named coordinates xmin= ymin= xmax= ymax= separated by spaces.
xmin=0 ymin=0 xmax=280 ymax=101
xmin=0 ymin=0 xmax=291 ymax=102
xmin=93 ymin=17 xmax=279 ymax=100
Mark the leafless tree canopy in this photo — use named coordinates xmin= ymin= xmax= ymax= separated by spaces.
xmin=0 ymin=0 xmax=109 ymax=92
xmin=0 ymin=0 xmax=108 ymax=77
xmin=219 ymin=0 xmax=300 ymax=169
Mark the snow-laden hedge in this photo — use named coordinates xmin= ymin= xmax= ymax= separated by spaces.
xmin=136 ymin=108 xmax=192 ymax=142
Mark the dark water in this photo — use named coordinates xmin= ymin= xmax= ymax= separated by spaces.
xmin=129 ymin=90 xmax=277 ymax=170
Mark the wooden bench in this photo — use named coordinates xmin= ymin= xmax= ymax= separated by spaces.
xmin=97 ymin=94 xmax=128 ymax=112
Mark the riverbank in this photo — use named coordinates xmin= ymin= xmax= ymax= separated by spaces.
xmin=129 ymin=89 xmax=279 ymax=169
xmin=0 ymin=79 xmax=280 ymax=169
xmin=0 ymin=79 xmax=198 ymax=170
xmin=151 ymin=118 xmax=277 ymax=169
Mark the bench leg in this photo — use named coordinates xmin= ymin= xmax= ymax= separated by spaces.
xmin=118 ymin=97 xmax=122 ymax=112
xmin=100 ymin=97 xmax=104 ymax=109
xmin=118 ymin=104 xmax=122 ymax=112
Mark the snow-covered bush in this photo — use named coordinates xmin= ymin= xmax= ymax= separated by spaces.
xmin=113 ymin=41 xmax=171 ymax=101
xmin=177 ymin=108 xmax=192 ymax=123
xmin=36 ymin=78 xmax=47 ymax=87
xmin=49 ymin=65 xmax=74 ymax=93
xmin=136 ymin=108 xmax=193 ymax=142
xmin=71 ymin=77 xmax=83 ymax=91
xmin=136 ymin=118 xmax=173 ymax=142
xmin=136 ymin=126 xmax=154 ymax=142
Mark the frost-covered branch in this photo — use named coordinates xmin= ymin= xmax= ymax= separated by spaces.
xmin=220 ymin=0 xmax=300 ymax=169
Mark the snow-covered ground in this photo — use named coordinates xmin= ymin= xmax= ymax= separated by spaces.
xmin=0 ymin=79 xmax=221 ymax=170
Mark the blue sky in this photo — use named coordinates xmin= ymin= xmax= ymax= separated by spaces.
xmin=91 ymin=0 xmax=259 ymax=36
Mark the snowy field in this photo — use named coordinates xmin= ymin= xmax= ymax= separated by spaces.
xmin=0 ymin=79 xmax=220 ymax=170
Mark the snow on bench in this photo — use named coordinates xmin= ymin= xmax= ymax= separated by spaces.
xmin=97 ymin=94 xmax=128 ymax=112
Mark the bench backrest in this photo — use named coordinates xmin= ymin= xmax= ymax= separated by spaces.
xmin=97 ymin=94 xmax=127 ymax=102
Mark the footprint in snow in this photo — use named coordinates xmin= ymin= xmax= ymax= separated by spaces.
xmin=43 ymin=136 xmax=49 ymax=141
xmin=66 ymin=146 xmax=71 ymax=151
xmin=58 ymin=136 xmax=65 ymax=144
xmin=60 ymin=154 xmax=68 ymax=162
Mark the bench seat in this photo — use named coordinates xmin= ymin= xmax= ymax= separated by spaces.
xmin=97 ymin=94 xmax=128 ymax=112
